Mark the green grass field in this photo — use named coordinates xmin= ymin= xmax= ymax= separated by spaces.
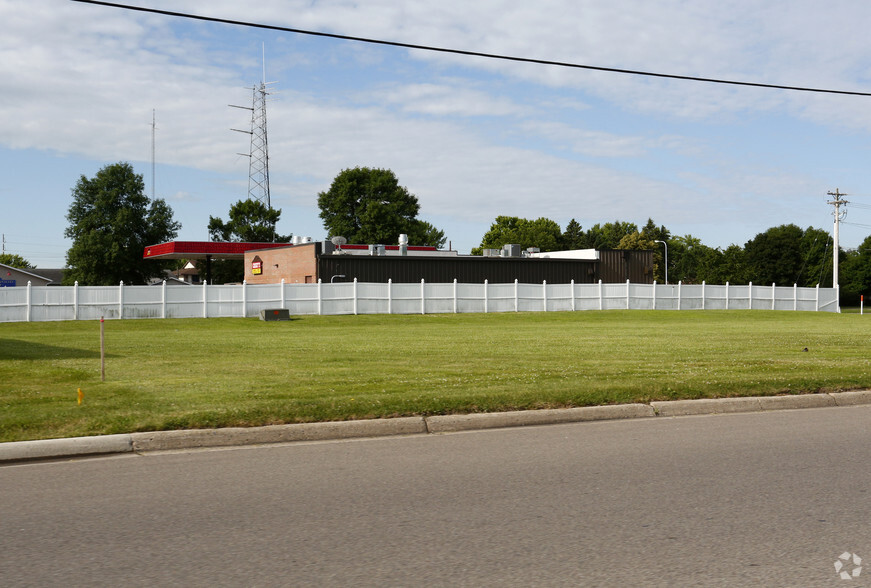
xmin=1 ymin=310 xmax=869 ymax=442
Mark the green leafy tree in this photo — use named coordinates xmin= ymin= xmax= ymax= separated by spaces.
xmin=694 ymin=244 xmax=749 ymax=285
xmin=64 ymin=162 xmax=180 ymax=285
xmin=472 ymin=216 xmax=563 ymax=254
xmin=317 ymin=167 xmax=445 ymax=247
xmin=840 ymin=235 xmax=871 ymax=303
xmin=744 ymin=224 xmax=834 ymax=286
xmin=208 ymin=199 xmax=291 ymax=243
xmin=640 ymin=218 xmax=671 ymax=244
xmin=616 ymin=232 xmax=655 ymax=251
xmin=206 ymin=199 xmax=292 ymax=284
xmin=561 ymin=219 xmax=585 ymax=249
xmin=638 ymin=219 xmax=671 ymax=283
xmin=0 ymin=253 xmax=34 ymax=269
xmin=583 ymin=221 xmax=638 ymax=249
xmin=406 ymin=220 xmax=447 ymax=248
xmin=668 ymin=235 xmax=720 ymax=284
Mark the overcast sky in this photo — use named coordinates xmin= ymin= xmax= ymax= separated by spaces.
xmin=4 ymin=0 xmax=871 ymax=267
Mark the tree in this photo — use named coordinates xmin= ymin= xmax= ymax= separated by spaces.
xmin=205 ymin=199 xmax=292 ymax=284
xmin=667 ymin=234 xmax=718 ymax=284
xmin=616 ymin=232 xmax=655 ymax=251
xmin=840 ymin=235 xmax=871 ymax=304
xmin=0 ymin=253 xmax=34 ymax=269
xmin=406 ymin=220 xmax=447 ymax=248
xmin=64 ymin=162 xmax=180 ymax=285
xmin=562 ymin=219 xmax=585 ymax=249
xmin=472 ymin=216 xmax=563 ymax=254
xmin=744 ymin=224 xmax=833 ymax=287
xmin=208 ymin=199 xmax=291 ymax=243
xmin=318 ymin=167 xmax=445 ymax=247
xmin=583 ymin=221 xmax=638 ymax=249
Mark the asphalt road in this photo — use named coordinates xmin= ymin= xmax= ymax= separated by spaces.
xmin=2 ymin=405 xmax=871 ymax=587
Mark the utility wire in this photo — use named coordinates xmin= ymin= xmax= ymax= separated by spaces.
xmin=70 ymin=0 xmax=871 ymax=98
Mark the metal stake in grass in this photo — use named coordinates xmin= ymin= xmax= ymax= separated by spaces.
xmin=100 ymin=316 xmax=105 ymax=382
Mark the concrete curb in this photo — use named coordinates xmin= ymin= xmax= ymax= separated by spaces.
xmin=129 ymin=417 xmax=427 ymax=452
xmin=426 ymin=403 xmax=655 ymax=433
xmin=2 ymin=391 xmax=870 ymax=463
xmin=0 ymin=434 xmax=132 ymax=463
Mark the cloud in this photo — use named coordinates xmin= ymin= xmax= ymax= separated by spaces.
xmin=3 ymin=0 xmax=871 ymax=259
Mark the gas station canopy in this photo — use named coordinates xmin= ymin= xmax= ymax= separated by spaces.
xmin=143 ymin=241 xmax=288 ymax=261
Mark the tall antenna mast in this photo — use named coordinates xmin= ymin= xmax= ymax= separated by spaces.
xmin=230 ymin=44 xmax=274 ymax=210
xmin=151 ymin=109 xmax=156 ymax=201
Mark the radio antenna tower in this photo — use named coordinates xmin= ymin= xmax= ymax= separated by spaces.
xmin=231 ymin=45 xmax=275 ymax=209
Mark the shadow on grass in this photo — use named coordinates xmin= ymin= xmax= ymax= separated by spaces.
xmin=0 ymin=339 xmax=104 ymax=360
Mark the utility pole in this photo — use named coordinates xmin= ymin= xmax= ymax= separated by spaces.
xmin=827 ymin=189 xmax=848 ymax=288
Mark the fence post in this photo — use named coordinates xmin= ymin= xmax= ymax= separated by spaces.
xmin=242 ymin=280 xmax=247 ymax=318
xmin=453 ymin=279 xmax=458 ymax=314
xmin=354 ymin=278 xmax=359 ymax=315
xmin=162 ymin=280 xmax=167 ymax=319
xmin=815 ymin=283 xmax=820 ymax=311
xmin=420 ymin=278 xmax=425 ymax=315
xmin=514 ymin=279 xmax=519 ymax=312
xmin=771 ymin=282 xmax=776 ymax=310
xmin=484 ymin=279 xmax=489 ymax=314
xmin=202 ymin=280 xmax=208 ymax=318
xmin=318 ymin=279 xmax=323 ymax=315
xmin=280 ymin=279 xmax=286 ymax=310
xmin=701 ymin=281 xmax=706 ymax=310
xmin=598 ymin=279 xmax=603 ymax=311
xmin=542 ymin=280 xmax=548 ymax=312
xmin=571 ymin=279 xmax=576 ymax=312
xmin=26 ymin=281 xmax=32 ymax=322
xmin=725 ymin=282 xmax=730 ymax=310
xmin=652 ymin=281 xmax=657 ymax=310
xmin=73 ymin=281 xmax=79 ymax=321
xmin=677 ymin=281 xmax=682 ymax=311
xmin=388 ymin=279 xmax=393 ymax=315
xmin=748 ymin=282 xmax=753 ymax=310
xmin=793 ymin=283 xmax=797 ymax=311
xmin=119 ymin=281 xmax=124 ymax=319
xmin=626 ymin=279 xmax=630 ymax=310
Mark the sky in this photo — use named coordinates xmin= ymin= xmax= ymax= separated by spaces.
xmin=4 ymin=0 xmax=871 ymax=267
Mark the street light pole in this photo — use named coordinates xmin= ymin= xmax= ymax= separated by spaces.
xmin=654 ymin=240 xmax=668 ymax=284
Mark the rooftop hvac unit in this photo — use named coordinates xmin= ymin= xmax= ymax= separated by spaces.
xmin=502 ymin=244 xmax=521 ymax=257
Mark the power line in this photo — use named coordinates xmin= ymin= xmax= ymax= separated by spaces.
xmin=70 ymin=0 xmax=871 ymax=98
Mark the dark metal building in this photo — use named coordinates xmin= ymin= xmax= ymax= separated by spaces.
xmin=318 ymin=248 xmax=653 ymax=285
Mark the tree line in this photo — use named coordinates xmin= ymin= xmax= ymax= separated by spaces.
xmin=16 ymin=162 xmax=866 ymax=303
xmin=475 ymin=215 xmax=871 ymax=303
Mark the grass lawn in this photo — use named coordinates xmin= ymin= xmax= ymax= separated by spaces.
xmin=1 ymin=310 xmax=869 ymax=442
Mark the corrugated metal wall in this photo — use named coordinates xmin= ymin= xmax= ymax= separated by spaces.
xmin=596 ymin=249 xmax=654 ymax=283
xmin=317 ymin=251 xmax=653 ymax=284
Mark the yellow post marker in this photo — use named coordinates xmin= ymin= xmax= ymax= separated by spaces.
xmin=77 ymin=388 xmax=84 ymax=405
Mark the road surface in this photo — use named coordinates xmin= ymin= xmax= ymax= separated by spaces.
xmin=2 ymin=405 xmax=871 ymax=586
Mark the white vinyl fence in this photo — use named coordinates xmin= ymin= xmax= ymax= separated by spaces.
xmin=0 ymin=279 xmax=839 ymax=323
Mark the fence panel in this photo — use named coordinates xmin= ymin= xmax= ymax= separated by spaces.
xmin=0 ymin=280 xmax=841 ymax=322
